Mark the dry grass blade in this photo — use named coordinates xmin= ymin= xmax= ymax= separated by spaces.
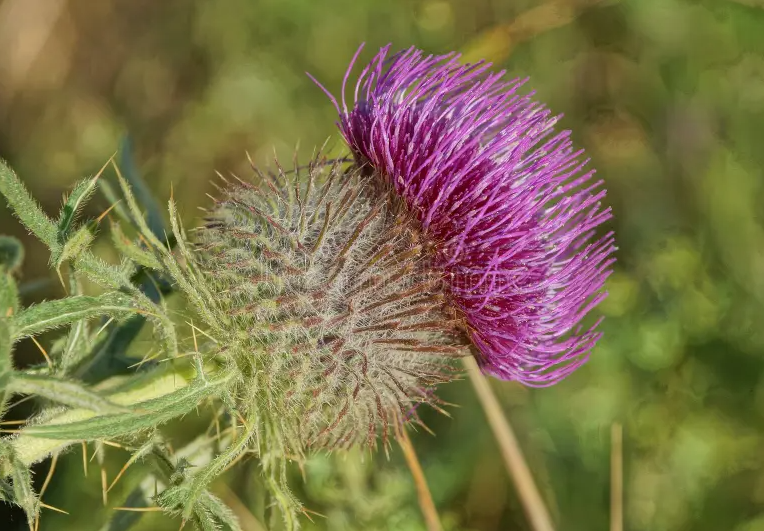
xmin=463 ymin=356 xmax=555 ymax=531
xmin=216 ymin=483 xmax=268 ymax=531
xmin=462 ymin=0 xmax=618 ymax=64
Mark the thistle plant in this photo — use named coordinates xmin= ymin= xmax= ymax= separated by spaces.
xmin=0 ymin=44 xmax=614 ymax=531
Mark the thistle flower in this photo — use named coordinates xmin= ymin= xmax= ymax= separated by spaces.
xmin=194 ymin=156 xmax=466 ymax=452
xmin=311 ymin=44 xmax=616 ymax=386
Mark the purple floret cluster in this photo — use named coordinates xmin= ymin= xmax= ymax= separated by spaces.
xmin=311 ymin=44 xmax=616 ymax=386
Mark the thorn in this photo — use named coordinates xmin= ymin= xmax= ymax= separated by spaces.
xmin=96 ymin=200 xmax=122 ymax=223
xmin=184 ymin=321 xmax=218 ymax=344
xmin=95 ymin=317 xmax=115 ymax=337
xmin=94 ymin=151 xmax=117 ymax=183
xmin=6 ymin=395 xmax=34 ymax=411
xmin=39 ymin=453 xmax=59 ymax=499
xmin=56 ymin=268 xmax=68 ymax=295
xmin=39 ymin=502 xmax=69 ymax=515
xmin=82 ymin=442 xmax=88 ymax=478
xmin=301 ymin=507 xmax=327 ymax=521
xmin=113 ymin=506 xmax=164 ymax=512
xmin=127 ymin=350 xmax=159 ymax=369
xmin=191 ymin=319 xmax=198 ymax=353
xmin=156 ymin=351 xmax=198 ymax=364
xmin=30 ymin=336 xmax=52 ymax=369
xmin=108 ymin=457 xmax=133 ymax=493
xmin=101 ymin=466 xmax=108 ymax=506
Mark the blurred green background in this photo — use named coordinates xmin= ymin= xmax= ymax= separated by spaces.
xmin=1 ymin=0 xmax=764 ymax=529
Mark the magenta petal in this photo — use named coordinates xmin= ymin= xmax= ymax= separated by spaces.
xmin=314 ymin=45 xmax=616 ymax=386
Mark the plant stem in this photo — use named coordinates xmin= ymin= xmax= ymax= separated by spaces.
xmin=398 ymin=426 xmax=443 ymax=531
xmin=463 ymin=355 xmax=555 ymax=531
xmin=610 ymin=423 xmax=623 ymax=531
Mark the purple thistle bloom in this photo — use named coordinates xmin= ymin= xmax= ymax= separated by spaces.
xmin=310 ymin=44 xmax=616 ymax=386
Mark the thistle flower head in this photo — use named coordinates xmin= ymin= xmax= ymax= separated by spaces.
xmin=195 ymin=157 xmax=466 ymax=452
xmin=312 ymin=44 xmax=616 ymax=386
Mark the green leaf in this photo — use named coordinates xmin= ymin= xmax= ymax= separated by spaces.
xmin=7 ymin=373 xmax=129 ymax=414
xmin=0 ymin=158 xmax=134 ymax=292
xmin=19 ymin=370 xmax=232 ymax=440
xmin=0 ymin=159 xmax=57 ymax=248
xmin=57 ymin=162 xmax=108 ymax=241
xmin=102 ymin=486 xmax=148 ymax=531
xmin=0 ymin=442 xmax=39 ymax=527
xmin=197 ymin=491 xmax=242 ymax=531
xmin=51 ymin=222 xmax=97 ymax=272
xmin=115 ymin=165 xmax=168 ymax=254
xmin=12 ymin=291 xmax=141 ymax=339
xmin=0 ymin=271 xmax=19 ymax=320
xmin=98 ymin=179 xmax=133 ymax=225
xmin=73 ymin=253 xmax=133 ymax=290
xmin=0 ymin=235 xmax=24 ymax=273
xmin=110 ymin=222 xmax=162 ymax=271
xmin=0 ymin=477 xmax=11 ymax=501
xmin=0 ymin=318 xmax=13 ymax=417
xmin=181 ymin=410 xmax=258 ymax=522
xmin=118 ymin=137 xmax=166 ymax=241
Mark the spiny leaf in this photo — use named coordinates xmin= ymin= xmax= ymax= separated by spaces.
xmin=57 ymin=159 xmax=109 ymax=242
xmin=0 ymin=261 xmax=16 ymax=417
xmin=51 ymin=221 xmax=97 ymax=275
xmin=118 ymin=136 xmax=166 ymax=241
xmin=0 ymin=268 xmax=19 ymax=319
xmin=0 ymin=159 xmax=57 ymax=248
xmin=7 ymin=373 xmax=130 ymax=414
xmin=0 ymin=477 xmax=11 ymax=502
xmin=98 ymin=179 xmax=133 ymax=226
xmin=181 ymin=413 xmax=258 ymax=523
xmin=11 ymin=291 xmax=141 ymax=340
xmin=0 ymin=442 xmax=39 ymax=528
xmin=110 ymin=222 xmax=162 ymax=271
xmin=114 ymin=162 xmax=167 ymax=254
xmin=0 ymin=159 xmax=137 ymax=294
xmin=18 ymin=370 xmax=233 ymax=440
xmin=57 ymin=275 xmax=90 ymax=373
xmin=0 ymin=318 xmax=12 ymax=417
xmin=197 ymin=491 xmax=242 ymax=531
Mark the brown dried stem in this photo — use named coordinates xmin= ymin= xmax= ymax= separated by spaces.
xmin=463 ymin=355 xmax=555 ymax=531
xmin=397 ymin=426 xmax=443 ymax=531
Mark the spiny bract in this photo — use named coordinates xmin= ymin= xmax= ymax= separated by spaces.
xmin=194 ymin=156 xmax=468 ymax=452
